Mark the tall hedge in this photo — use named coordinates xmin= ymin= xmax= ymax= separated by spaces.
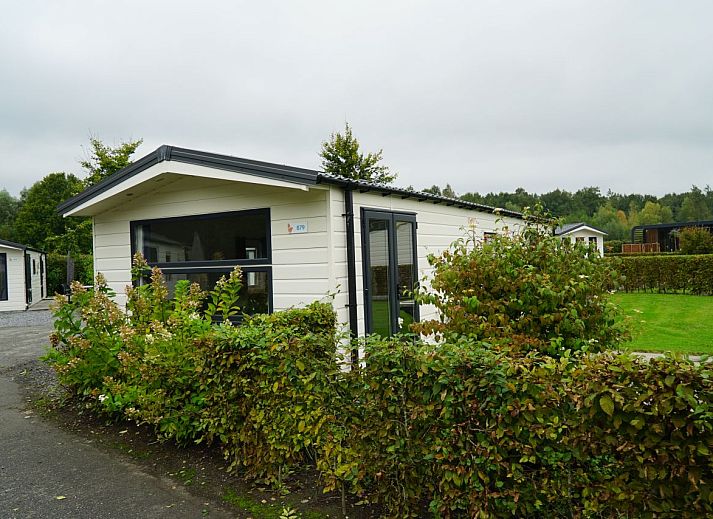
xmin=611 ymin=254 xmax=713 ymax=295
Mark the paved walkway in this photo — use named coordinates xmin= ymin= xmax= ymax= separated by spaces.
xmin=0 ymin=310 xmax=232 ymax=519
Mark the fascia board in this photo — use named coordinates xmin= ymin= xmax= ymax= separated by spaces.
xmin=63 ymin=161 xmax=311 ymax=217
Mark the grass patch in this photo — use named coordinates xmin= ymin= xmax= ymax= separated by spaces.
xmin=612 ymin=292 xmax=713 ymax=354
xmin=221 ymin=488 xmax=327 ymax=519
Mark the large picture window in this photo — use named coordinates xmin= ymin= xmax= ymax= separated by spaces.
xmin=0 ymin=253 xmax=7 ymax=301
xmin=131 ymin=209 xmax=272 ymax=314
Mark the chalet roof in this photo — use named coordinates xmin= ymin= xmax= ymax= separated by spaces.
xmin=57 ymin=145 xmax=523 ymax=219
xmin=554 ymin=222 xmax=607 ymax=236
xmin=0 ymin=238 xmax=45 ymax=254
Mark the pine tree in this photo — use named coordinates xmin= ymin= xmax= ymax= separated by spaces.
xmin=319 ymin=123 xmax=396 ymax=184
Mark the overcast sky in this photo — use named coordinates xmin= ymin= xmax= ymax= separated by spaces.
xmin=1 ymin=1 xmax=712 ymax=198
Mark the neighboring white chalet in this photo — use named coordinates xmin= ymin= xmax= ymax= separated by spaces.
xmin=58 ymin=145 xmax=524 ymax=349
xmin=554 ymin=223 xmax=607 ymax=256
xmin=0 ymin=239 xmax=47 ymax=311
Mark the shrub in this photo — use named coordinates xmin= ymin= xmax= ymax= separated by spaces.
xmin=604 ymin=239 xmax=623 ymax=254
xmin=612 ymin=254 xmax=713 ymax=295
xmin=413 ymin=212 xmax=626 ymax=356
xmin=679 ymin=227 xmax=713 ymax=255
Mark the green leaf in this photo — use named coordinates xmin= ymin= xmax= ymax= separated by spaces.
xmin=599 ymin=395 xmax=615 ymax=416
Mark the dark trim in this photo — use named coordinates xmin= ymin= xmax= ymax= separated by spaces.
xmin=361 ymin=208 xmax=419 ymax=336
xmin=343 ymin=188 xmax=359 ymax=364
xmin=24 ymin=253 xmax=31 ymax=306
xmin=0 ymin=238 xmax=45 ymax=254
xmin=58 ymin=145 xmax=523 ymax=220
xmin=632 ymin=219 xmax=713 ymax=233
xmin=130 ymin=208 xmax=272 ymax=266
xmin=0 ymin=253 xmax=7 ymax=301
xmin=58 ymin=145 xmax=321 ymax=214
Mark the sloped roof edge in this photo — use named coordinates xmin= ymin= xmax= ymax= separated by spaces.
xmin=554 ymin=222 xmax=608 ymax=236
xmin=57 ymin=145 xmax=523 ymax=219
xmin=0 ymin=238 xmax=45 ymax=254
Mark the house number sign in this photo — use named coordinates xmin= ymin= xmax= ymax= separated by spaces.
xmin=288 ymin=222 xmax=308 ymax=234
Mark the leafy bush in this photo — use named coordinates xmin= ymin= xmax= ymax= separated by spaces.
xmin=679 ymin=227 xmax=713 ymax=255
xmin=414 ymin=213 xmax=625 ymax=356
xmin=604 ymin=239 xmax=623 ymax=254
xmin=612 ymin=254 xmax=713 ymax=295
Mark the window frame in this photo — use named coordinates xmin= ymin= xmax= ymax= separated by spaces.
xmin=130 ymin=209 xmax=273 ymax=314
xmin=129 ymin=208 xmax=272 ymax=269
xmin=361 ymin=208 xmax=420 ymax=335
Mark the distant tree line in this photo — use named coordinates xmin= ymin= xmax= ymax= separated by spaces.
xmin=419 ymin=184 xmax=713 ymax=242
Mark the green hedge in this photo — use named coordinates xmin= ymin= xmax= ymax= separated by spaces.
xmin=46 ymin=253 xmax=93 ymax=294
xmin=334 ymin=338 xmax=713 ymax=517
xmin=610 ymin=254 xmax=713 ymax=295
xmin=46 ymin=265 xmax=713 ymax=517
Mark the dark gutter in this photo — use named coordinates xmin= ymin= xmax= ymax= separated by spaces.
xmin=343 ymin=188 xmax=359 ymax=366
xmin=317 ymin=175 xmax=523 ymax=219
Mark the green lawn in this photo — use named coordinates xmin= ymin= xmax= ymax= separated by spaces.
xmin=612 ymin=292 xmax=713 ymax=354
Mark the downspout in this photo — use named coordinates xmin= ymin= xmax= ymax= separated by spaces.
xmin=343 ymin=187 xmax=359 ymax=366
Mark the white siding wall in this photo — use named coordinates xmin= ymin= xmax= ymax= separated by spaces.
xmin=328 ymin=187 xmax=524 ymax=335
xmin=92 ymin=176 xmax=331 ymax=309
xmin=0 ymin=247 xmax=27 ymax=311
xmin=90 ymin=176 xmax=524 ymax=337
xmin=562 ymin=229 xmax=606 ymax=256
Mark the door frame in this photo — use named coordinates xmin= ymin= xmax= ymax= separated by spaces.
xmin=361 ymin=208 xmax=419 ymax=335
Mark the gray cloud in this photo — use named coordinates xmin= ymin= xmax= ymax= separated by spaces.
xmin=1 ymin=0 xmax=712 ymax=197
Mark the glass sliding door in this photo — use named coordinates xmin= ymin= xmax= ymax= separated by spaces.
xmin=362 ymin=210 xmax=418 ymax=336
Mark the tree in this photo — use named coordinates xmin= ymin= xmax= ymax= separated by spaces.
xmin=423 ymin=184 xmax=457 ymax=198
xmin=81 ymin=137 xmax=143 ymax=188
xmin=638 ymin=201 xmax=672 ymax=225
xmin=679 ymin=186 xmax=712 ymax=222
xmin=13 ymin=173 xmax=90 ymax=252
xmin=591 ymin=202 xmax=628 ymax=241
xmin=319 ymin=123 xmax=396 ymax=184
xmin=0 ymin=189 xmax=21 ymax=240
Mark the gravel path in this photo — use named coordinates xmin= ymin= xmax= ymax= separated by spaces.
xmin=0 ymin=309 xmax=54 ymax=328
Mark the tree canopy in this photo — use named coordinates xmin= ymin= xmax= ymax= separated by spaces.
xmin=319 ymin=123 xmax=396 ymax=184
xmin=3 ymin=137 xmax=142 ymax=254
xmin=80 ymin=137 xmax=143 ymax=188
xmin=12 ymin=173 xmax=87 ymax=252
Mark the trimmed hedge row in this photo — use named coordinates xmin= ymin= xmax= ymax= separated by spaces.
xmin=338 ymin=338 xmax=713 ymax=517
xmin=46 ymin=272 xmax=713 ymax=517
xmin=610 ymin=254 xmax=713 ymax=295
